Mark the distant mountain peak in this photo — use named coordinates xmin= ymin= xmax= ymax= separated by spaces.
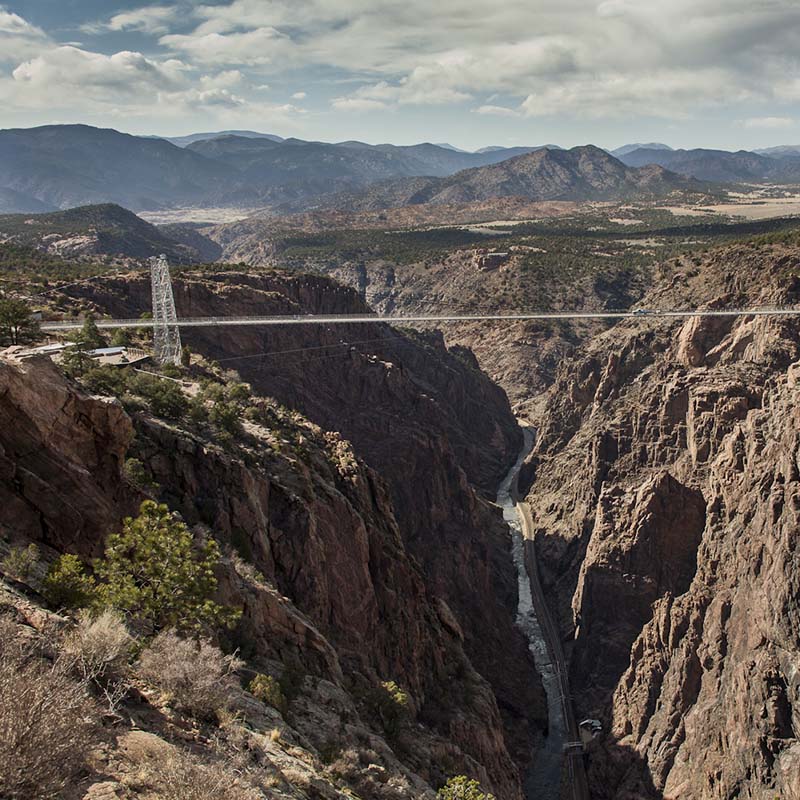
xmin=612 ymin=143 xmax=674 ymax=157
xmin=433 ymin=143 xmax=469 ymax=153
xmin=323 ymin=144 xmax=700 ymax=212
xmin=476 ymin=144 xmax=562 ymax=154
xmin=754 ymin=144 xmax=800 ymax=157
xmin=164 ymin=130 xmax=284 ymax=148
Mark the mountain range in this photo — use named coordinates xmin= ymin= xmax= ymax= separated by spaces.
xmin=0 ymin=125 xmax=231 ymax=212
xmin=161 ymin=130 xmax=285 ymax=148
xmin=616 ymin=146 xmax=800 ymax=183
xmin=0 ymin=125 xmax=559 ymax=213
xmin=321 ymin=145 xmax=703 ymax=210
xmin=2 ymin=124 xmax=800 ymax=215
xmin=0 ymin=203 xmax=214 ymax=262
xmin=610 ymin=142 xmax=673 ymax=157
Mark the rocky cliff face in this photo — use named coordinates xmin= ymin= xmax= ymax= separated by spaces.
xmin=0 ymin=354 xmax=529 ymax=798
xmin=524 ymin=242 xmax=800 ymax=798
xmin=58 ymin=269 xmax=545 ymax=793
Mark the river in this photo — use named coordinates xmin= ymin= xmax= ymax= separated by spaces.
xmin=496 ymin=426 xmax=567 ymax=800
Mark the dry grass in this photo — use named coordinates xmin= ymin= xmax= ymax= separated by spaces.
xmin=63 ymin=609 xmax=133 ymax=681
xmin=130 ymin=747 xmax=263 ymax=800
xmin=0 ymin=617 xmax=99 ymax=799
xmin=136 ymin=630 xmax=243 ymax=719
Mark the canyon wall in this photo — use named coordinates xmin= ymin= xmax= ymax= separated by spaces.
xmin=525 ymin=243 xmax=800 ymax=798
xmin=0 ymin=354 xmax=527 ymax=797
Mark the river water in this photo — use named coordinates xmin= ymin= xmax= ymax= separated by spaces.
xmin=496 ymin=427 xmax=566 ymax=800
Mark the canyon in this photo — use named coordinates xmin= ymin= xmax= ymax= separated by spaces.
xmin=1 ymin=270 xmax=546 ymax=799
xmin=5 ymin=2 xmax=800 ymax=797
xmin=3 ymin=215 xmax=800 ymax=799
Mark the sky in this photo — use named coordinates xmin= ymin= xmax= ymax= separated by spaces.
xmin=2 ymin=0 xmax=800 ymax=151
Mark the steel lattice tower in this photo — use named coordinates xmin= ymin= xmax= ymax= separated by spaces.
xmin=149 ymin=254 xmax=182 ymax=365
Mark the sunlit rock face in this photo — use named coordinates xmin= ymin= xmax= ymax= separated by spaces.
xmin=525 ymin=243 xmax=800 ymax=799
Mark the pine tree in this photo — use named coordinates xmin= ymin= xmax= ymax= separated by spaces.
xmin=69 ymin=314 xmax=106 ymax=350
xmin=0 ymin=298 xmax=40 ymax=346
xmin=94 ymin=500 xmax=239 ymax=635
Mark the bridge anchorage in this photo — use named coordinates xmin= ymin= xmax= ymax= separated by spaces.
xmin=149 ymin=254 xmax=182 ymax=366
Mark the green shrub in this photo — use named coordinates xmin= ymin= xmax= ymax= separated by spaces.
xmin=225 ymin=382 xmax=251 ymax=404
xmin=209 ymin=401 xmax=242 ymax=435
xmin=128 ymin=373 xmax=188 ymax=419
xmin=94 ymin=500 xmax=239 ymax=635
xmin=437 ymin=776 xmax=496 ymax=800
xmin=160 ymin=363 xmax=182 ymax=379
xmin=82 ymin=365 xmax=129 ymax=397
xmin=248 ymin=673 xmax=287 ymax=715
xmin=199 ymin=382 xmax=225 ymax=403
xmin=367 ymin=680 xmax=411 ymax=738
xmin=42 ymin=554 xmax=96 ymax=609
xmin=110 ymin=328 xmax=131 ymax=347
xmin=123 ymin=458 xmax=156 ymax=492
xmin=1 ymin=543 xmax=40 ymax=582
xmin=187 ymin=396 xmax=208 ymax=424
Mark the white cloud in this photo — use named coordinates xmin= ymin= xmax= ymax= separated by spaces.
xmin=12 ymin=47 xmax=187 ymax=97
xmin=742 ymin=116 xmax=795 ymax=129
xmin=158 ymin=87 xmax=246 ymax=109
xmin=291 ymin=91 xmax=306 ymax=99
xmin=85 ymin=6 xmax=179 ymax=35
xmin=0 ymin=6 xmax=315 ymax=133
xmin=473 ymin=105 xmax=520 ymax=117
xmin=331 ymin=96 xmax=388 ymax=112
xmin=200 ymin=69 xmax=244 ymax=89
xmin=6 ymin=0 xmax=800 ymax=138
xmin=0 ymin=8 xmax=45 ymax=36
xmin=154 ymin=0 xmax=800 ymax=121
xmin=0 ymin=6 xmax=49 ymax=62
xmin=160 ymin=27 xmax=289 ymax=65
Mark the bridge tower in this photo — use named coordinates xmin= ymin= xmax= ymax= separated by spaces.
xmin=149 ymin=254 xmax=182 ymax=365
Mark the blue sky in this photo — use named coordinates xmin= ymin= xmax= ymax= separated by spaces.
xmin=2 ymin=1 xmax=800 ymax=151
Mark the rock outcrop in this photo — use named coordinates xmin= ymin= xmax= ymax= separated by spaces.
xmin=525 ymin=242 xmax=800 ymax=798
xmin=0 ymin=354 xmax=526 ymax=798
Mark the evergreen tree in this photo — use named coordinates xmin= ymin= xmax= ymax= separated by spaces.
xmin=61 ymin=342 xmax=94 ymax=377
xmin=94 ymin=500 xmax=239 ymax=634
xmin=69 ymin=314 xmax=106 ymax=350
xmin=0 ymin=298 xmax=40 ymax=346
xmin=110 ymin=328 xmax=131 ymax=347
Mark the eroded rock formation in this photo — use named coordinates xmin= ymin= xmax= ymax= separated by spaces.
xmin=526 ymin=243 xmax=800 ymax=799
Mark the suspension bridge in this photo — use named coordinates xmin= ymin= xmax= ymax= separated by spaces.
xmin=40 ymin=305 xmax=800 ymax=333
xmin=35 ymin=254 xmax=800 ymax=365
